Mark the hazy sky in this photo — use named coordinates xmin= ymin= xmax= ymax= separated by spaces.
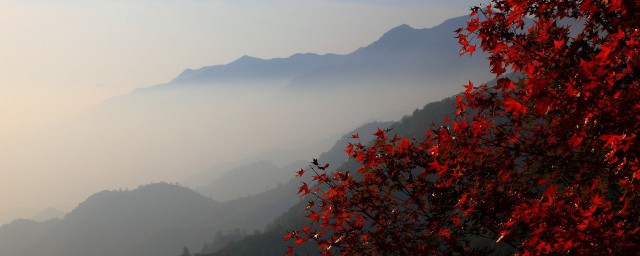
xmin=0 ymin=0 xmax=479 ymax=224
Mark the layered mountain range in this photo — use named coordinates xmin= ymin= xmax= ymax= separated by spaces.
xmin=125 ymin=14 xmax=489 ymax=94
xmin=0 ymin=14 xmax=492 ymax=256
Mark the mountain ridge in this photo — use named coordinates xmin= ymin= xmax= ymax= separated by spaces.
xmin=0 ymin=14 xmax=497 ymax=256
xmin=123 ymin=15 xmax=487 ymax=95
xmin=0 ymin=182 xmax=299 ymax=256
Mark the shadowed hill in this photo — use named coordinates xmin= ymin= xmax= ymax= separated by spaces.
xmin=196 ymin=160 xmax=306 ymax=202
xmin=81 ymin=15 xmax=490 ymax=203
xmin=0 ymin=14 xmax=496 ymax=256
xmin=0 ymin=182 xmax=295 ymax=256
xmin=198 ymin=95 xmax=460 ymax=256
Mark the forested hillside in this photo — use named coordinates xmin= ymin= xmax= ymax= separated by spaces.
xmin=198 ymin=95 xmax=459 ymax=256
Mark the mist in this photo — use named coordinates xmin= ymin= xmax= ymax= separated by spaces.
xmin=1 ymin=77 xmax=450 ymax=219
xmin=0 ymin=1 xmax=485 ymax=227
xmin=0 ymin=1 xmax=507 ymax=254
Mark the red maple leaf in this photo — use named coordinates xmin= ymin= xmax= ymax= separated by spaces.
xmin=298 ymin=183 xmax=310 ymax=196
xmin=285 ymin=246 xmax=294 ymax=256
xmin=308 ymin=212 xmax=320 ymax=222
xmin=503 ymin=98 xmax=526 ymax=116
xmin=288 ymin=1 xmax=640 ymax=254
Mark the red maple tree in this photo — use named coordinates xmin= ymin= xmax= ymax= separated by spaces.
xmin=286 ymin=1 xmax=640 ymax=255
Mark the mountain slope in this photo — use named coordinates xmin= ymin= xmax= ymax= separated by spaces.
xmin=79 ymin=16 xmax=491 ymax=199
xmin=143 ymin=15 xmax=488 ymax=93
xmin=0 ymin=15 xmax=496 ymax=256
xmin=0 ymin=182 xmax=299 ymax=256
xmin=196 ymin=160 xmax=306 ymax=202
xmin=202 ymin=76 xmax=514 ymax=255
xmin=169 ymin=53 xmax=342 ymax=86
xmin=285 ymin=16 xmax=488 ymax=91
xmin=0 ymin=183 xmax=221 ymax=256
xmin=203 ymin=96 xmax=459 ymax=256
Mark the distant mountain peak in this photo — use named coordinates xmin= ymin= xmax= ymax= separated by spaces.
xmin=432 ymin=15 xmax=472 ymax=31
xmin=32 ymin=207 xmax=65 ymax=222
xmin=152 ymin=15 xmax=487 ymax=89
xmin=391 ymin=23 xmax=414 ymax=31
xmin=233 ymin=55 xmax=262 ymax=64
xmin=378 ymin=23 xmax=416 ymax=40
xmin=220 ymin=55 xmax=265 ymax=69
xmin=288 ymin=52 xmax=320 ymax=60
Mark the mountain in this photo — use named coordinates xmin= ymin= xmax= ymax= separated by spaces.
xmin=185 ymin=120 xmax=394 ymax=256
xmin=181 ymin=132 xmax=339 ymax=189
xmin=314 ymin=120 xmax=393 ymax=172
xmin=116 ymin=17 xmax=491 ymax=118
xmin=76 ymin=15 xmax=492 ymax=202
xmin=31 ymin=207 xmax=65 ymax=222
xmin=195 ymin=119 xmax=393 ymax=202
xmin=0 ymin=14 xmax=496 ymax=256
xmin=284 ymin=17 xmax=488 ymax=92
xmin=169 ymin=53 xmax=342 ymax=86
xmin=0 ymin=183 xmax=220 ymax=256
xmin=140 ymin=15 xmax=488 ymax=92
xmin=199 ymin=76 xmax=516 ymax=255
xmin=0 ymin=182 xmax=302 ymax=256
xmin=196 ymin=160 xmax=306 ymax=202
xmin=200 ymin=95 xmax=460 ymax=256
xmin=0 ymin=115 xmax=402 ymax=256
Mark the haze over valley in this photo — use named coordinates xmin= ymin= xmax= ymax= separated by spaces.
xmin=0 ymin=1 xmax=495 ymax=255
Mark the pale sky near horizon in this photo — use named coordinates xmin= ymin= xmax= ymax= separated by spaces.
xmin=0 ymin=0 xmax=480 ymax=224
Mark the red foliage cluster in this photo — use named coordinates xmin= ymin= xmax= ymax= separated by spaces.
xmin=286 ymin=1 xmax=639 ymax=255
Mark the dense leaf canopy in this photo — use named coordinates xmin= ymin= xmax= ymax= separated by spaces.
xmin=287 ymin=1 xmax=640 ymax=255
